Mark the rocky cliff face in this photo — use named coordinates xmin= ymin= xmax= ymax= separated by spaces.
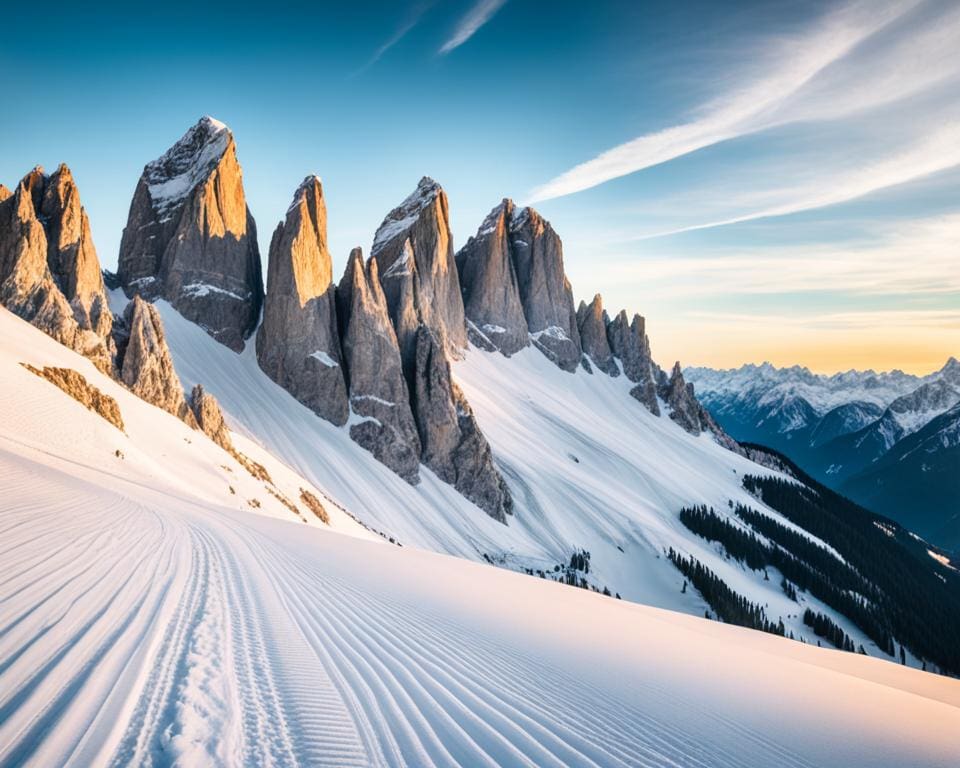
xmin=117 ymin=117 xmax=263 ymax=352
xmin=412 ymin=326 xmax=512 ymax=521
xmin=606 ymin=310 xmax=659 ymax=415
xmin=190 ymin=384 xmax=233 ymax=451
xmin=371 ymin=177 xmax=467 ymax=377
xmin=336 ymin=248 xmax=421 ymax=483
xmin=507 ymin=206 xmax=582 ymax=371
xmin=576 ymin=295 xmax=619 ymax=376
xmin=256 ymin=176 xmax=348 ymax=425
xmin=0 ymin=168 xmax=113 ymax=373
xmin=455 ymin=199 xmax=528 ymax=356
xmin=117 ymin=296 xmax=197 ymax=427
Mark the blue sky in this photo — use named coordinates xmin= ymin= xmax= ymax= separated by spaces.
xmin=2 ymin=0 xmax=957 ymax=373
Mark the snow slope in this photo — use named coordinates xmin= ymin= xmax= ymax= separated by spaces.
xmin=1 ymin=307 xmax=959 ymax=766
xmin=150 ymin=295 xmax=921 ymax=662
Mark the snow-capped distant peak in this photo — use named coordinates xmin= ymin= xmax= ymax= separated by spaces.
xmin=144 ymin=116 xmax=233 ymax=212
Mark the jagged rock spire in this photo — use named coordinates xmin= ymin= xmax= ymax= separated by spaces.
xmin=455 ymin=199 xmax=528 ymax=356
xmin=371 ymin=177 xmax=467 ymax=379
xmin=117 ymin=296 xmax=197 ymax=427
xmin=117 ymin=116 xmax=264 ymax=352
xmin=0 ymin=184 xmax=11 ymax=203
xmin=39 ymin=164 xmax=112 ymax=338
xmin=577 ymin=294 xmax=618 ymax=376
xmin=411 ymin=325 xmax=512 ymax=521
xmin=256 ymin=176 xmax=348 ymax=426
xmin=607 ymin=310 xmax=659 ymax=415
xmin=336 ymin=247 xmax=421 ymax=483
xmin=659 ymin=361 xmax=707 ymax=435
xmin=507 ymin=205 xmax=582 ymax=371
xmin=190 ymin=384 xmax=233 ymax=451
xmin=0 ymin=168 xmax=113 ymax=373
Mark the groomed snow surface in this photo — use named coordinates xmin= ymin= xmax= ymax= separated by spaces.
xmin=2 ymin=306 xmax=960 ymax=767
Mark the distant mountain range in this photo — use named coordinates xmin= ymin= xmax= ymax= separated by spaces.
xmin=687 ymin=359 xmax=960 ymax=550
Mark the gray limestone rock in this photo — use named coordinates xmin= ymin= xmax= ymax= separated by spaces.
xmin=507 ymin=206 xmax=581 ymax=371
xmin=336 ymin=247 xmax=421 ymax=483
xmin=256 ymin=176 xmax=348 ymax=426
xmin=659 ymin=362 xmax=703 ymax=435
xmin=117 ymin=116 xmax=263 ymax=352
xmin=576 ymin=294 xmax=619 ymax=376
xmin=411 ymin=325 xmax=512 ymax=522
xmin=606 ymin=310 xmax=660 ymax=415
xmin=190 ymin=384 xmax=233 ymax=451
xmin=455 ymin=199 xmax=528 ymax=356
xmin=371 ymin=177 xmax=467 ymax=379
xmin=118 ymin=296 xmax=197 ymax=428
xmin=0 ymin=169 xmax=113 ymax=373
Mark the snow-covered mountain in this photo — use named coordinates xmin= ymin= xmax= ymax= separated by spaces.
xmin=3 ymin=118 xmax=960 ymax=765
xmin=687 ymin=359 xmax=960 ymax=547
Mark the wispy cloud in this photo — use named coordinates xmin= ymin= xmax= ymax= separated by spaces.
xmin=635 ymin=121 xmax=960 ymax=239
xmin=528 ymin=0 xmax=927 ymax=202
xmin=608 ymin=212 xmax=960 ymax=300
xmin=439 ymin=0 xmax=508 ymax=55
xmin=354 ymin=4 xmax=432 ymax=76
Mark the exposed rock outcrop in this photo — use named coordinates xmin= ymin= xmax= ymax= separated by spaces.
xmin=117 ymin=116 xmax=263 ymax=352
xmin=371 ymin=177 xmax=467 ymax=377
xmin=576 ymin=295 xmax=619 ymax=376
xmin=117 ymin=296 xmax=197 ymax=427
xmin=411 ymin=326 xmax=512 ymax=521
xmin=455 ymin=199 xmax=528 ymax=356
xmin=0 ymin=169 xmax=113 ymax=373
xmin=22 ymin=363 xmax=124 ymax=431
xmin=659 ymin=362 xmax=706 ymax=435
xmin=0 ymin=185 xmax=12 ymax=203
xmin=256 ymin=176 xmax=348 ymax=425
xmin=606 ymin=310 xmax=659 ymax=415
xmin=336 ymin=248 xmax=421 ymax=482
xmin=507 ymin=206 xmax=582 ymax=371
xmin=189 ymin=384 xmax=233 ymax=450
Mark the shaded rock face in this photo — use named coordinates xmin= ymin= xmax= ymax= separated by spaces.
xmin=659 ymin=362 xmax=705 ymax=435
xmin=412 ymin=326 xmax=512 ymax=521
xmin=371 ymin=177 xmax=467 ymax=378
xmin=118 ymin=296 xmax=197 ymax=427
xmin=256 ymin=177 xmax=348 ymax=426
xmin=336 ymin=248 xmax=421 ymax=483
xmin=0 ymin=169 xmax=113 ymax=373
xmin=507 ymin=206 xmax=582 ymax=371
xmin=576 ymin=295 xmax=618 ymax=376
xmin=455 ymin=199 xmax=528 ymax=356
xmin=117 ymin=117 xmax=263 ymax=352
xmin=190 ymin=384 xmax=233 ymax=450
xmin=606 ymin=310 xmax=659 ymax=415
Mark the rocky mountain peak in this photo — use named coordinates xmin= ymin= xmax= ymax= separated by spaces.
xmin=118 ymin=116 xmax=263 ymax=352
xmin=659 ymin=361 xmax=710 ymax=435
xmin=190 ymin=383 xmax=233 ymax=451
xmin=606 ymin=309 xmax=659 ymax=414
xmin=256 ymin=176 xmax=347 ymax=426
xmin=455 ymin=198 xmax=528 ymax=356
xmin=505 ymin=204 xmax=582 ymax=371
xmin=372 ymin=177 xmax=467 ymax=374
xmin=576 ymin=293 xmax=618 ymax=376
xmin=0 ymin=184 xmax=11 ymax=203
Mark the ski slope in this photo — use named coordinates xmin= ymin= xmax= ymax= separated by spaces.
xmin=0 ymin=307 xmax=959 ymax=766
xmin=154 ymin=296 xmax=906 ymax=660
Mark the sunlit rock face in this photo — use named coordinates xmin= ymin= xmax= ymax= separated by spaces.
xmin=256 ymin=176 xmax=348 ymax=426
xmin=577 ymin=294 xmax=619 ymax=376
xmin=118 ymin=116 xmax=263 ymax=352
xmin=0 ymin=167 xmax=113 ymax=373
